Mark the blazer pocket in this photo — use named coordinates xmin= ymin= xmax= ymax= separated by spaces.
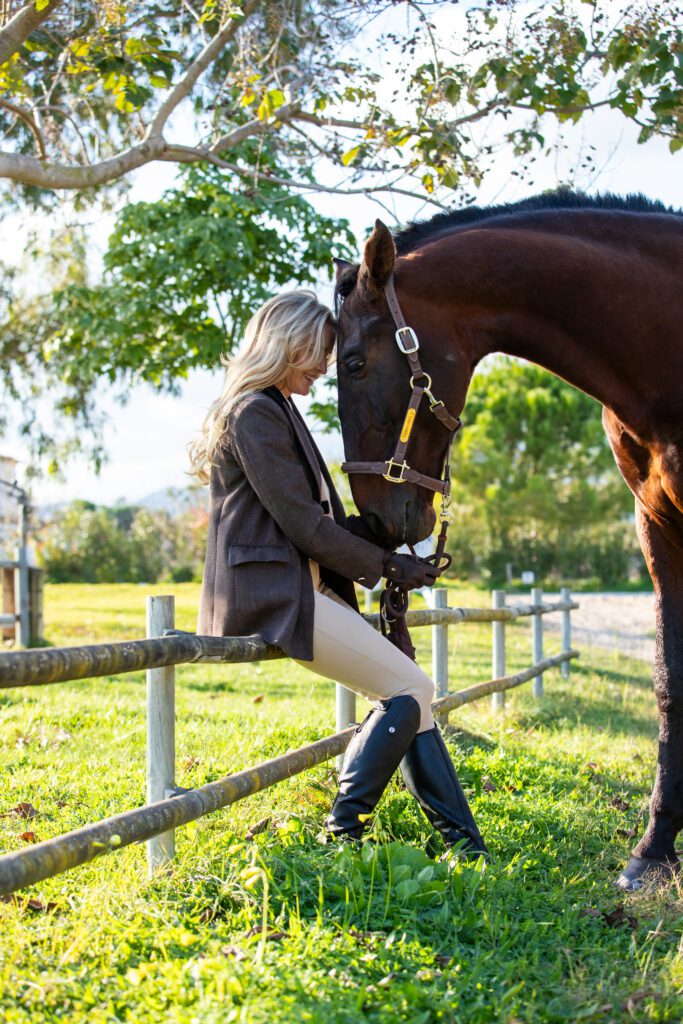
xmin=228 ymin=544 xmax=291 ymax=566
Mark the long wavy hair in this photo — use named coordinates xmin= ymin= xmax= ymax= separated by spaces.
xmin=188 ymin=290 xmax=336 ymax=483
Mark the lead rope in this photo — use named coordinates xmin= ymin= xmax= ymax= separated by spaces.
xmin=379 ymin=433 xmax=456 ymax=662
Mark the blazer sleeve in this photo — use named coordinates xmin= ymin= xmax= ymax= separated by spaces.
xmin=229 ymin=394 xmax=385 ymax=587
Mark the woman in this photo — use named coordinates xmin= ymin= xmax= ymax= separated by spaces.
xmin=189 ymin=291 xmax=486 ymax=856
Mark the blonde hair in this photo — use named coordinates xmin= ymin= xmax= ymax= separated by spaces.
xmin=188 ymin=290 xmax=335 ymax=483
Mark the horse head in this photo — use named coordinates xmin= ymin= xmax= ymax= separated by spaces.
xmin=335 ymin=219 xmax=471 ymax=549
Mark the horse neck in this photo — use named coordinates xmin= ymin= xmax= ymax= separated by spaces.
xmin=401 ymin=218 xmax=682 ymax=433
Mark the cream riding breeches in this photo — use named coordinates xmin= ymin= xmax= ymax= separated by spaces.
xmin=296 ymin=572 xmax=435 ymax=733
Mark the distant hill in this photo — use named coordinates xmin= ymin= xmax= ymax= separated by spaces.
xmin=37 ymin=484 xmax=209 ymax=520
xmin=138 ymin=485 xmax=209 ymax=516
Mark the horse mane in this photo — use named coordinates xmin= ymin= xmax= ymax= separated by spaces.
xmin=334 ymin=188 xmax=680 ymax=308
xmin=394 ymin=188 xmax=681 ymax=255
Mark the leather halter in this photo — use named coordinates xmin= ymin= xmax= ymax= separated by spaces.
xmin=341 ymin=273 xmax=461 ymax=509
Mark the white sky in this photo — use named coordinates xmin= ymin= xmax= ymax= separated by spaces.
xmin=2 ymin=5 xmax=681 ymax=508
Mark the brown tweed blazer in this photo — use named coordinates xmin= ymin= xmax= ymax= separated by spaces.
xmin=197 ymin=387 xmax=386 ymax=660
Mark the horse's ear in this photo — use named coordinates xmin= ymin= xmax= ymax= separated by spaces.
xmin=360 ymin=219 xmax=396 ymax=288
xmin=333 ymin=257 xmax=353 ymax=282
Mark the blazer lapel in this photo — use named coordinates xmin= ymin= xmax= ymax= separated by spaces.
xmin=261 ymin=387 xmax=322 ymax=501
xmin=285 ymin=401 xmax=324 ymax=498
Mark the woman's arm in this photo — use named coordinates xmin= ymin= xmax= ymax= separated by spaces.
xmin=230 ymin=394 xmax=385 ymax=586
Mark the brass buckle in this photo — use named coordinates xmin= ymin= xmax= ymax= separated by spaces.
xmin=383 ymin=458 xmax=410 ymax=484
xmin=395 ymin=326 xmax=420 ymax=354
xmin=410 ymin=373 xmax=444 ymax=412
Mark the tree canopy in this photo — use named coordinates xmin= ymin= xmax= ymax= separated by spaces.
xmin=447 ymin=357 xmax=639 ymax=585
xmin=1 ymin=0 xmax=681 ymax=472
xmin=1 ymin=156 xmax=352 ymax=472
xmin=0 ymin=0 xmax=680 ymax=205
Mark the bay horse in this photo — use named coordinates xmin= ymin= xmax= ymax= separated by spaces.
xmin=334 ymin=192 xmax=683 ymax=891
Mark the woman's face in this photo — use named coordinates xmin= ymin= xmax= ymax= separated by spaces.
xmin=280 ymin=322 xmax=336 ymax=399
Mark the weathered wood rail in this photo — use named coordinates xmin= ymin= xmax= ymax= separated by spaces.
xmin=0 ymin=587 xmax=578 ymax=896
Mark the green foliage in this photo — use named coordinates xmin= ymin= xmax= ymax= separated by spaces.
xmin=1 ymin=1 xmax=680 ymax=473
xmin=37 ymin=496 xmax=209 ymax=583
xmin=0 ymin=2 xmax=680 ymax=201
xmin=48 ymin=162 xmax=354 ymax=389
xmin=0 ymin=582 xmax=679 ymax=1022
xmin=449 ymin=358 xmax=639 ymax=586
xmin=0 ymin=161 xmax=353 ymax=471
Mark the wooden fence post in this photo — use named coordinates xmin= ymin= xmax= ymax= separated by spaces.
xmin=561 ymin=586 xmax=571 ymax=679
xmin=432 ymin=588 xmax=448 ymax=726
xmin=28 ymin=568 xmax=44 ymax=646
xmin=15 ymin=499 xmax=29 ymax=647
xmin=146 ymin=595 xmax=176 ymax=875
xmin=335 ymin=684 xmax=356 ymax=770
xmin=532 ymin=586 xmax=544 ymax=697
xmin=491 ymin=590 xmax=506 ymax=711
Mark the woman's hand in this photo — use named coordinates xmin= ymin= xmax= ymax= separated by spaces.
xmin=382 ymin=552 xmax=439 ymax=589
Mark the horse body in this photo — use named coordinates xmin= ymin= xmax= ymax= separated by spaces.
xmin=335 ymin=194 xmax=683 ymax=886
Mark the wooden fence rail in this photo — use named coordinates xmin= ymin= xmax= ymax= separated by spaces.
xmin=0 ymin=587 xmax=579 ymax=896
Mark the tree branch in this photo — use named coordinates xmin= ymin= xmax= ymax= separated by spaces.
xmin=146 ymin=0 xmax=260 ymax=138
xmin=0 ymin=136 xmax=168 ymax=188
xmin=162 ymin=144 xmax=450 ymax=208
xmin=0 ymin=96 xmax=46 ymax=158
xmin=209 ymin=100 xmax=302 ymax=154
xmin=0 ymin=0 xmax=64 ymax=66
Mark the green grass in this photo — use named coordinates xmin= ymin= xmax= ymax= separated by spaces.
xmin=0 ymin=583 xmax=681 ymax=1022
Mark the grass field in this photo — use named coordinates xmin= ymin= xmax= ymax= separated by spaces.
xmin=0 ymin=582 xmax=681 ymax=1023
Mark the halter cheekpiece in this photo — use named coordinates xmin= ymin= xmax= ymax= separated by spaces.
xmin=341 ymin=272 xmax=460 ymax=555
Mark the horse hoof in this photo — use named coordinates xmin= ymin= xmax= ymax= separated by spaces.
xmin=616 ymin=855 xmax=679 ymax=892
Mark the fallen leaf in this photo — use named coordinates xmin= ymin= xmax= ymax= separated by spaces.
xmin=245 ymin=817 xmax=271 ymax=840
xmin=482 ymin=776 xmax=498 ymax=793
xmin=198 ymin=906 xmax=223 ymax=924
xmin=625 ymin=989 xmax=660 ymax=1013
xmin=221 ymin=945 xmax=246 ymax=961
xmin=1 ymin=895 xmax=59 ymax=913
xmin=610 ymin=797 xmax=631 ymax=812
xmin=19 ymin=832 xmax=37 ymax=843
xmin=243 ymin=926 xmax=286 ymax=941
xmin=26 ymin=898 xmax=58 ymax=912
xmin=602 ymin=905 xmax=638 ymax=931
xmin=253 ymin=694 xmax=265 ymax=704
xmin=1 ymin=802 xmax=39 ymax=820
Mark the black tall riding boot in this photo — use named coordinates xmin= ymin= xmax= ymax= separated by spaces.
xmin=400 ymin=726 xmax=488 ymax=855
xmin=327 ymin=695 xmax=421 ymax=840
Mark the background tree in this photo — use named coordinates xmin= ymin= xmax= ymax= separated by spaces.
xmin=2 ymin=156 xmax=353 ymax=471
xmin=1 ymin=0 xmax=680 ymax=471
xmin=37 ymin=497 xmax=209 ymax=582
xmin=446 ymin=358 xmax=641 ymax=587
xmin=0 ymin=1 xmax=679 ymax=200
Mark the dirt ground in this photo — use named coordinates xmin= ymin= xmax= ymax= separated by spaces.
xmin=545 ymin=591 xmax=656 ymax=664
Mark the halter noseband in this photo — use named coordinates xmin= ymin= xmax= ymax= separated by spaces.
xmin=341 ymin=273 xmax=461 ymax=530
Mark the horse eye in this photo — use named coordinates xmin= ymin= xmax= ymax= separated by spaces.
xmin=346 ymin=358 xmax=366 ymax=376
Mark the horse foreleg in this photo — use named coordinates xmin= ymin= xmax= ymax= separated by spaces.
xmin=618 ymin=505 xmax=683 ymax=890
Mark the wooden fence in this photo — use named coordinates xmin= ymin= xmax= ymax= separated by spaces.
xmin=0 ymin=587 xmax=578 ymax=896
xmin=1 ymin=560 xmax=44 ymax=646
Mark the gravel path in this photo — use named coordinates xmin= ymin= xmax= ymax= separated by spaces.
xmin=545 ymin=591 xmax=656 ymax=664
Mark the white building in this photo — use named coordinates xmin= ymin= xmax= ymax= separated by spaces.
xmin=0 ymin=455 xmax=19 ymax=562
